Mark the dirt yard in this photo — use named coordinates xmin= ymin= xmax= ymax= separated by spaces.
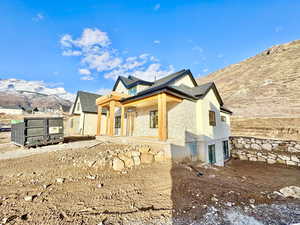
xmin=0 ymin=144 xmax=299 ymax=225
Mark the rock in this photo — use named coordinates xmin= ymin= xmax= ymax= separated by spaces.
xmin=251 ymin=144 xmax=261 ymax=151
xmin=96 ymin=183 xmax=104 ymax=188
xmin=267 ymin=159 xmax=276 ymax=164
xmin=277 ymin=159 xmax=286 ymax=164
xmin=154 ymin=151 xmax=165 ymax=162
xmin=118 ymin=154 xmax=134 ymax=168
xmin=239 ymin=155 xmax=248 ymax=160
xmin=86 ymin=175 xmax=96 ymax=180
xmin=235 ymin=143 xmax=244 ymax=149
xmin=249 ymin=157 xmax=257 ymax=161
xmin=24 ymin=195 xmax=33 ymax=202
xmin=211 ymin=196 xmax=218 ymax=202
xmin=112 ymin=158 xmax=125 ymax=171
xmin=278 ymin=154 xmax=290 ymax=161
xmin=262 ymin=143 xmax=272 ymax=151
xmin=249 ymin=199 xmax=255 ymax=204
xmin=140 ymin=153 xmax=154 ymax=164
xmin=2 ymin=215 xmax=18 ymax=224
xmin=295 ymin=144 xmax=300 ymax=150
xmin=94 ymin=159 xmax=107 ymax=169
xmin=286 ymin=160 xmax=297 ymax=166
xmin=132 ymin=156 xmax=141 ymax=166
xmin=291 ymin=155 xmax=300 ymax=162
xmin=257 ymin=157 xmax=266 ymax=162
xmin=56 ymin=178 xmax=65 ymax=184
xmin=279 ymin=186 xmax=300 ymax=199
xmin=244 ymin=144 xmax=250 ymax=149
xmin=139 ymin=146 xmax=151 ymax=153
xmin=131 ymin=151 xmax=140 ymax=157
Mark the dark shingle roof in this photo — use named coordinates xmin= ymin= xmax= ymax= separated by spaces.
xmin=112 ymin=75 xmax=153 ymax=90
xmin=74 ymin=91 xmax=102 ymax=114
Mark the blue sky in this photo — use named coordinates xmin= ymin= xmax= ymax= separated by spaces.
xmin=0 ymin=0 xmax=300 ymax=95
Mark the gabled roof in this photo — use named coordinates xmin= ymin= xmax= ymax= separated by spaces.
xmin=112 ymin=75 xmax=153 ymax=91
xmin=72 ymin=91 xmax=104 ymax=114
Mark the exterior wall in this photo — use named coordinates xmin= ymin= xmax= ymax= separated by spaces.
xmin=167 ymin=100 xmax=197 ymax=145
xmin=134 ymin=105 xmax=158 ymax=137
xmin=82 ymin=113 xmax=98 ymax=135
xmin=173 ymin=74 xmax=195 ymax=87
xmin=230 ymin=136 xmax=300 ymax=167
xmin=73 ymin=98 xmax=82 ymax=114
xmin=0 ymin=108 xmax=23 ymax=115
xmin=136 ymin=84 xmax=150 ymax=92
xmin=115 ymin=81 xmax=129 ymax=95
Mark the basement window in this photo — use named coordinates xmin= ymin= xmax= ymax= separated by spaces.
xmin=209 ymin=110 xmax=216 ymax=126
xmin=223 ymin=140 xmax=230 ymax=160
xmin=150 ymin=110 xmax=158 ymax=128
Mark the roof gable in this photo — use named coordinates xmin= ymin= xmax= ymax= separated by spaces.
xmin=72 ymin=91 xmax=102 ymax=114
xmin=112 ymin=76 xmax=153 ymax=91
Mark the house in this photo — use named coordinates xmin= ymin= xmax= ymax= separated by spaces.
xmin=68 ymin=91 xmax=106 ymax=136
xmin=0 ymin=105 xmax=24 ymax=115
xmin=95 ymin=69 xmax=232 ymax=166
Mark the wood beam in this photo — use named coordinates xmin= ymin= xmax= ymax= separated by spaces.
xmin=108 ymin=100 xmax=115 ymax=136
xmin=158 ymin=93 xmax=167 ymax=141
xmin=121 ymin=106 xmax=125 ymax=136
xmin=96 ymin=106 xmax=102 ymax=136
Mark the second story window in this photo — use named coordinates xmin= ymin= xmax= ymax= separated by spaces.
xmin=209 ymin=110 xmax=216 ymax=126
xmin=76 ymin=102 xmax=81 ymax=111
xmin=129 ymin=86 xmax=137 ymax=95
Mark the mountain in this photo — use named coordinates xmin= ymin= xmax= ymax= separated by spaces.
xmin=0 ymin=79 xmax=75 ymax=112
xmin=197 ymin=40 xmax=300 ymax=118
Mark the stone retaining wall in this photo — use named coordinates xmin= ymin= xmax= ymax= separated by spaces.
xmin=230 ymin=136 xmax=300 ymax=167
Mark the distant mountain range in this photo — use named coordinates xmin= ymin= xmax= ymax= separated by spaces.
xmin=0 ymin=79 xmax=74 ymax=112
xmin=197 ymin=40 xmax=300 ymax=118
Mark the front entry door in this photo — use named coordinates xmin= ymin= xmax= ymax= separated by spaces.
xmin=126 ymin=111 xmax=135 ymax=136
xmin=208 ymin=144 xmax=216 ymax=164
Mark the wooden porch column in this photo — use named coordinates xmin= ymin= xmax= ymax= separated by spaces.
xmin=108 ymin=100 xmax=115 ymax=136
xmin=121 ymin=106 xmax=125 ymax=136
xmin=96 ymin=105 xmax=102 ymax=136
xmin=158 ymin=93 xmax=167 ymax=141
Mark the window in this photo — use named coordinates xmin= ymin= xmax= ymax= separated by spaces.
xmin=76 ymin=102 xmax=81 ymax=111
xmin=115 ymin=116 xmax=121 ymax=128
xmin=223 ymin=140 xmax=230 ymax=160
xmin=208 ymin=144 xmax=216 ymax=164
xmin=221 ymin=115 xmax=226 ymax=122
xmin=209 ymin=110 xmax=216 ymax=126
xmin=150 ymin=110 xmax=158 ymax=128
xmin=129 ymin=86 xmax=137 ymax=95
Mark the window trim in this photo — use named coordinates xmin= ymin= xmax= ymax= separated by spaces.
xmin=149 ymin=110 xmax=158 ymax=128
xmin=221 ymin=115 xmax=226 ymax=122
xmin=115 ymin=116 xmax=121 ymax=128
xmin=223 ymin=140 xmax=230 ymax=160
xmin=209 ymin=110 xmax=216 ymax=126
xmin=208 ymin=144 xmax=216 ymax=164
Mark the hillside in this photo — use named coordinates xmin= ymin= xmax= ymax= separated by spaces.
xmin=197 ymin=40 xmax=300 ymax=118
xmin=0 ymin=79 xmax=74 ymax=112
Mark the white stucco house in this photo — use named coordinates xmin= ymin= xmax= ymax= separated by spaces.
xmin=94 ymin=69 xmax=232 ymax=166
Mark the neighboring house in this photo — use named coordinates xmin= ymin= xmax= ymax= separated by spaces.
xmin=96 ymin=69 xmax=232 ymax=166
xmin=0 ymin=105 xmax=24 ymax=115
xmin=68 ymin=91 xmax=106 ymax=136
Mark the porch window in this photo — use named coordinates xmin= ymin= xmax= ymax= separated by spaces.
xmin=129 ymin=86 xmax=137 ymax=95
xmin=209 ymin=110 xmax=216 ymax=126
xmin=149 ymin=110 xmax=158 ymax=128
xmin=115 ymin=116 xmax=121 ymax=128
xmin=223 ymin=140 xmax=230 ymax=159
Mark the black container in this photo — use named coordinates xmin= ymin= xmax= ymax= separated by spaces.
xmin=11 ymin=117 xmax=64 ymax=147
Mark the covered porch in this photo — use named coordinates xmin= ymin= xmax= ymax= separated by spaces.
xmin=95 ymin=91 xmax=182 ymax=141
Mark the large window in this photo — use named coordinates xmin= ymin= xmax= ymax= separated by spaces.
xmin=209 ymin=110 xmax=216 ymax=126
xmin=208 ymin=144 xmax=216 ymax=164
xmin=129 ymin=86 xmax=137 ymax=95
xmin=223 ymin=140 xmax=230 ymax=160
xmin=150 ymin=110 xmax=158 ymax=128
xmin=115 ymin=116 xmax=121 ymax=128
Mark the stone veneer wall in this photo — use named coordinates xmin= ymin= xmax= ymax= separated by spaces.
xmin=230 ymin=136 xmax=300 ymax=167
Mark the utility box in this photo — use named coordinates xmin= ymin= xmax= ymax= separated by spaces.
xmin=11 ymin=117 xmax=64 ymax=147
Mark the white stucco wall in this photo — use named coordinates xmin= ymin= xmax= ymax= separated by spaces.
xmin=0 ymin=108 xmax=23 ymax=115
xmin=134 ymin=105 xmax=158 ymax=137
xmin=115 ymin=81 xmax=128 ymax=95
xmin=73 ymin=98 xmax=82 ymax=114
xmin=173 ymin=74 xmax=195 ymax=87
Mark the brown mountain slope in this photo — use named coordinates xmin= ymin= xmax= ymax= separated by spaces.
xmin=197 ymin=40 xmax=300 ymax=118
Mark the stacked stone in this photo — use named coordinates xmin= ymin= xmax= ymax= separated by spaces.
xmin=230 ymin=136 xmax=300 ymax=167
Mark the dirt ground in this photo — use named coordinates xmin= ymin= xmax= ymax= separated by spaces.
xmin=0 ymin=144 xmax=299 ymax=225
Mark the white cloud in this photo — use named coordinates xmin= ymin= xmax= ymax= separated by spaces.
xmin=192 ymin=45 xmax=203 ymax=53
xmin=78 ymin=68 xmax=91 ymax=75
xmin=154 ymin=3 xmax=161 ymax=11
xmin=153 ymin=40 xmax=160 ymax=44
xmin=275 ymin=26 xmax=283 ymax=33
xmin=32 ymin=13 xmax=44 ymax=22
xmin=61 ymin=28 xmax=174 ymax=81
xmin=202 ymin=68 xmax=209 ymax=73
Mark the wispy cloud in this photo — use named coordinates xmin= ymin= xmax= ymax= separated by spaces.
xmin=154 ymin=3 xmax=161 ymax=11
xmin=60 ymin=28 xmax=174 ymax=81
xmin=275 ymin=26 xmax=283 ymax=33
xmin=202 ymin=68 xmax=209 ymax=73
xmin=32 ymin=13 xmax=44 ymax=22
xmin=153 ymin=40 xmax=160 ymax=44
xmin=95 ymin=88 xmax=112 ymax=95
xmin=192 ymin=45 xmax=203 ymax=53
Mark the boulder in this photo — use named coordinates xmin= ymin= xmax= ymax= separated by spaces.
xmin=278 ymin=154 xmax=290 ymax=161
xmin=154 ymin=151 xmax=165 ymax=162
xmin=139 ymin=146 xmax=151 ymax=153
xmin=94 ymin=159 xmax=107 ymax=169
xmin=291 ymin=155 xmax=300 ymax=162
xmin=279 ymin=186 xmax=300 ymax=199
xmin=251 ymin=144 xmax=261 ymax=151
xmin=131 ymin=151 xmax=141 ymax=157
xmin=118 ymin=154 xmax=134 ymax=168
xmin=267 ymin=159 xmax=276 ymax=164
xmin=286 ymin=160 xmax=297 ymax=166
xmin=112 ymin=158 xmax=125 ymax=171
xmin=141 ymin=153 xmax=154 ymax=164
xmin=132 ymin=156 xmax=141 ymax=166
xmin=262 ymin=143 xmax=272 ymax=151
